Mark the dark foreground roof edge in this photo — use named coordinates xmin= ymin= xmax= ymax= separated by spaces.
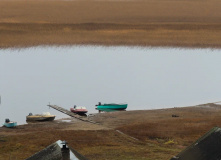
xmin=174 ymin=127 xmax=221 ymax=158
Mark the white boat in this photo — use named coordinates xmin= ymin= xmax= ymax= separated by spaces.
xmin=70 ymin=105 xmax=88 ymax=115
xmin=26 ymin=112 xmax=55 ymax=122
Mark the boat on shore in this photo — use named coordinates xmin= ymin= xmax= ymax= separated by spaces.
xmin=70 ymin=105 xmax=88 ymax=115
xmin=3 ymin=119 xmax=17 ymax=128
xmin=26 ymin=112 xmax=55 ymax=122
xmin=95 ymin=102 xmax=127 ymax=112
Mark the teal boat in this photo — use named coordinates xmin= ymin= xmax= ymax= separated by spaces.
xmin=95 ymin=102 xmax=127 ymax=112
xmin=3 ymin=119 xmax=17 ymax=128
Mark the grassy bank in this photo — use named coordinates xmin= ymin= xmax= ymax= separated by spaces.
xmin=1 ymin=104 xmax=221 ymax=159
xmin=1 ymin=23 xmax=221 ymax=48
xmin=1 ymin=0 xmax=221 ymax=48
xmin=0 ymin=130 xmax=179 ymax=160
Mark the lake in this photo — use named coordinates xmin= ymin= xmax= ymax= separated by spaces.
xmin=1 ymin=46 xmax=221 ymax=125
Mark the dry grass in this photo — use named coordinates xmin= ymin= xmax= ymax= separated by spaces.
xmin=0 ymin=129 xmax=179 ymax=160
xmin=1 ymin=104 xmax=221 ymax=159
xmin=1 ymin=23 xmax=221 ymax=48
xmin=1 ymin=0 xmax=221 ymax=48
xmin=115 ymin=105 xmax=221 ymax=145
xmin=1 ymin=0 xmax=221 ymax=24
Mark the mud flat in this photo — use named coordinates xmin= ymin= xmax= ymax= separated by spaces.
xmin=1 ymin=103 xmax=221 ymax=159
xmin=1 ymin=0 xmax=221 ymax=48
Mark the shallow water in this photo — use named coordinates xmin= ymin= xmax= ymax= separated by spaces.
xmin=1 ymin=46 xmax=221 ymax=125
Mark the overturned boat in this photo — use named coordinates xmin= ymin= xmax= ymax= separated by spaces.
xmin=26 ymin=112 xmax=55 ymax=122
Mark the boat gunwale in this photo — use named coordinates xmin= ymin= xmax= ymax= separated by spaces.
xmin=100 ymin=103 xmax=127 ymax=106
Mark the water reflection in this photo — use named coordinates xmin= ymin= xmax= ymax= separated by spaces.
xmin=0 ymin=46 xmax=221 ymax=125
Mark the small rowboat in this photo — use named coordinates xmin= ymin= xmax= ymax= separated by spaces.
xmin=70 ymin=105 xmax=88 ymax=115
xmin=4 ymin=119 xmax=17 ymax=128
xmin=95 ymin=102 xmax=127 ymax=112
xmin=26 ymin=112 xmax=55 ymax=122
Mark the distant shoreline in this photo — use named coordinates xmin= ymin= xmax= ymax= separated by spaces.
xmin=1 ymin=0 xmax=221 ymax=48
xmin=1 ymin=22 xmax=221 ymax=49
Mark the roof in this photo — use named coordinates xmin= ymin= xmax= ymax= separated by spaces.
xmin=25 ymin=140 xmax=88 ymax=160
xmin=171 ymin=127 xmax=221 ymax=160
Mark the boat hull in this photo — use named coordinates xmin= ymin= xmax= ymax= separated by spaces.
xmin=70 ymin=108 xmax=88 ymax=115
xmin=26 ymin=116 xmax=55 ymax=122
xmin=96 ymin=104 xmax=127 ymax=110
xmin=4 ymin=122 xmax=17 ymax=128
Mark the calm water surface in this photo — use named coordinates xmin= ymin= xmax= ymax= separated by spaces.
xmin=1 ymin=46 xmax=221 ymax=125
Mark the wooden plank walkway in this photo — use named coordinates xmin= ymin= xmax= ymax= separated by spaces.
xmin=48 ymin=105 xmax=98 ymax=124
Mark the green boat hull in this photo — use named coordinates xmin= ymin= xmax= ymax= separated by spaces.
xmin=96 ymin=104 xmax=127 ymax=111
xmin=4 ymin=122 xmax=17 ymax=128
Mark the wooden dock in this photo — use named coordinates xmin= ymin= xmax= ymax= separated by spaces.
xmin=48 ymin=105 xmax=98 ymax=124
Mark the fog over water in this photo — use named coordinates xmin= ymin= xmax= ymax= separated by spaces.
xmin=1 ymin=46 xmax=221 ymax=125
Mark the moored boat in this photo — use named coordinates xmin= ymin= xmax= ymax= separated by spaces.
xmin=95 ymin=102 xmax=127 ymax=112
xmin=70 ymin=105 xmax=88 ymax=115
xmin=26 ymin=112 xmax=55 ymax=122
xmin=3 ymin=119 xmax=17 ymax=128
